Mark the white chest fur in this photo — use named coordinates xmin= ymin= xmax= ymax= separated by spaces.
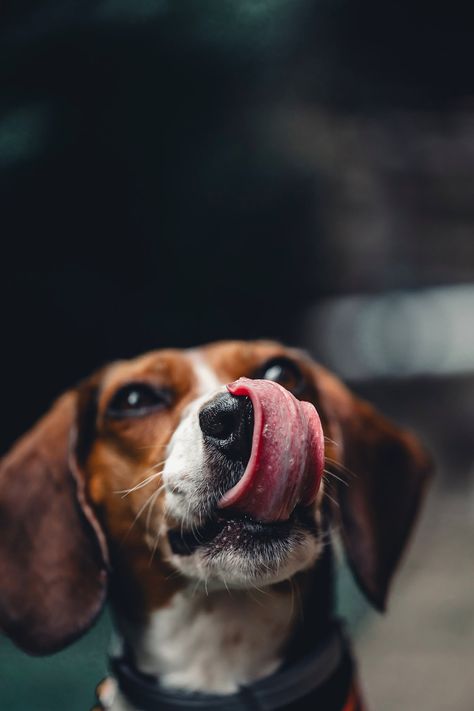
xmin=110 ymin=585 xmax=297 ymax=709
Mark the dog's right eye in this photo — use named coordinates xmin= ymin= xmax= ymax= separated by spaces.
xmin=106 ymin=383 xmax=170 ymax=418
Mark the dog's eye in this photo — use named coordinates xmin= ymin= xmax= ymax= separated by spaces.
xmin=257 ymin=357 xmax=305 ymax=395
xmin=106 ymin=384 xmax=170 ymax=418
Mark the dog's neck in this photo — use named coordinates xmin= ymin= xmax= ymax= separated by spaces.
xmin=124 ymin=586 xmax=297 ymax=693
xmin=111 ymin=546 xmax=335 ymax=706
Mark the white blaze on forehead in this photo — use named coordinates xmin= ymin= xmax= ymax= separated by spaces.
xmin=186 ymin=350 xmax=223 ymax=396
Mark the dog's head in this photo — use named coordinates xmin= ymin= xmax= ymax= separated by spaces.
xmin=0 ymin=341 xmax=431 ymax=655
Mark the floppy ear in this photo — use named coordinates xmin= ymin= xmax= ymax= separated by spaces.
xmin=0 ymin=384 xmax=109 ymax=655
xmin=314 ymin=367 xmax=433 ymax=611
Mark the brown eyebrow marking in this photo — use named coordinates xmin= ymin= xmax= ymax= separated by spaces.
xmin=198 ymin=340 xmax=288 ymax=384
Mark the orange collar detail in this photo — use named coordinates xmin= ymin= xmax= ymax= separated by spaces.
xmin=343 ymin=683 xmax=365 ymax=711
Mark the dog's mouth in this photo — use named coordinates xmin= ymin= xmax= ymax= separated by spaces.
xmin=168 ymin=379 xmax=325 ymax=559
xmin=167 ymin=505 xmax=315 ymax=557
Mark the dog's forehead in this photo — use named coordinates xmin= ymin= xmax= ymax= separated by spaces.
xmin=196 ymin=340 xmax=290 ymax=382
xmin=98 ymin=340 xmax=291 ymax=400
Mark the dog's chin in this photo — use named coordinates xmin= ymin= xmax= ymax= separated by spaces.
xmin=164 ymin=506 xmax=322 ymax=589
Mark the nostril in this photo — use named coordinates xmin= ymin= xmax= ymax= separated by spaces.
xmin=199 ymin=407 xmax=236 ymax=440
xmin=199 ymin=393 xmax=254 ymax=462
xmin=199 ymin=393 xmax=241 ymax=441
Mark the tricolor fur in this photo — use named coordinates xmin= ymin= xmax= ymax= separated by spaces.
xmin=0 ymin=341 xmax=432 ymax=710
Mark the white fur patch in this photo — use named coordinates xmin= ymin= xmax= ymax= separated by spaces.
xmin=187 ymin=350 xmax=223 ymax=395
xmin=129 ymin=587 xmax=297 ymax=693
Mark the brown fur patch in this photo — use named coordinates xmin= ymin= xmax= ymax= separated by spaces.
xmin=82 ymin=350 xmax=202 ymax=617
xmin=201 ymin=340 xmax=287 ymax=383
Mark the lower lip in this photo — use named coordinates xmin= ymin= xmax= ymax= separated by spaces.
xmin=167 ymin=507 xmax=314 ymax=557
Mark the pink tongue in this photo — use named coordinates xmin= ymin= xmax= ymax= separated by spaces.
xmin=217 ymin=378 xmax=324 ymax=522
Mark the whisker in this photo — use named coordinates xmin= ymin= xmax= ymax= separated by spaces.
xmin=253 ymin=580 xmax=272 ymax=596
xmin=191 ymin=578 xmax=202 ymax=598
xmin=148 ymin=523 xmax=164 ymax=566
xmin=249 ymin=585 xmax=271 ymax=603
xmin=324 ymin=456 xmax=358 ymax=480
xmin=190 ymin=518 xmax=204 ymax=545
xmin=122 ymin=489 xmax=161 ymax=543
xmin=323 ymin=468 xmax=349 ymax=487
xmin=324 ymin=436 xmax=341 ymax=447
xmin=323 ymin=490 xmax=340 ymax=510
xmin=116 ymin=473 xmax=161 ymax=498
xmin=259 ymin=560 xmax=273 ymax=574
xmin=115 ymin=461 xmax=167 ymax=497
xmin=145 ymin=488 xmax=163 ymax=534
xmin=321 ymin=477 xmax=340 ymax=510
xmin=119 ymin=476 xmax=166 ymax=499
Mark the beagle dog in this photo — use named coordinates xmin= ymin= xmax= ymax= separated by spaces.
xmin=0 ymin=341 xmax=431 ymax=711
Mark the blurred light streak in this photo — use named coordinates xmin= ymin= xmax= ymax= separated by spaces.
xmin=304 ymin=284 xmax=474 ymax=380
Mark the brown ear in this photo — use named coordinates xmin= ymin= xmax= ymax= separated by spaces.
xmin=315 ymin=368 xmax=433 ymax=611
xmin=0 ymin=386 xmax=109 ymax=655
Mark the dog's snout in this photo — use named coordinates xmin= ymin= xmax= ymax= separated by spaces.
xmin=199 ymin=392 xmax=254 ymax=462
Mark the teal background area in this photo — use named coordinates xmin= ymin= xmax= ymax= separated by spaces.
xmin=0 ymin=611 xmax=112 ymax=711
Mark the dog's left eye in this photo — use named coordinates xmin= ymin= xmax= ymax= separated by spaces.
xmin=106 ymin=384 xmax=170 ymax=418
xmin=257 ymin=357 xmax=305 ymax=396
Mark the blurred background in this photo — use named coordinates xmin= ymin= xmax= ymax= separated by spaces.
xmin=1 ymin=1 xmax=473 ymax=709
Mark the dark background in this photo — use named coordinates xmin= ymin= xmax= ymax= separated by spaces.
xmin=1 ymin=2 xmax=474 ymax=709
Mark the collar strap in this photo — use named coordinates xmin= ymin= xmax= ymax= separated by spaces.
xmin=110 ymin=620 xmax=354 ymax=711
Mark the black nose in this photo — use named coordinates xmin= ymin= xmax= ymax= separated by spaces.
xmin=199 ymin=392 xmax=254 ymax=462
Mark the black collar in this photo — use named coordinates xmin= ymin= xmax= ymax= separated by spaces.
xmin=110 ymin=619 xmax=355 ymax=711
